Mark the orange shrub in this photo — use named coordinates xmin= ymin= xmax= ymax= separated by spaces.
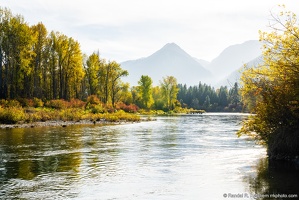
xmin=86 ymin=95 xmax=101 ymax=105
xmin=69 ymin=98 xmax=86 ymax=108
xmin=115 ymin=102 xmax=139 ymax=113
xmin=45 ymin=99 xmax=69 ymax=109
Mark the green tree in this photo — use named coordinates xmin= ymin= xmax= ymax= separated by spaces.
xmin=0 ymin=8 xmax=35 ymax=99
xmin=228 ymin=82 xmax=243 ymax=112
xmin=217 ymin=86 xmax=228 ymax=107
xmin=116 ymin=82 xmax=132 ymax=104
xmin=100 ymin=61 xmax=128 ymax=106
xmin=160 ymin=76 xmax=179 ymax=111
xmin=137 ymin=75 xmax=153 ymax=109
xmin=151 ymin=86 xmax=164 ymax=110
xmin=238 ymin=7 xmax=299 ymax=160
xmin=47 ymin=32 xmax=84 ymax=100
xmin=85 ymin=52 xmax=103 ymax=96
xmin=203 ymin=95 xmax=211 ymax=109
xmin=31 ymin=22 xmax=48 ymax=98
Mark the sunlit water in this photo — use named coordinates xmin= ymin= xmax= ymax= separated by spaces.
xmin=0 ymin=113 xmax=298 ymax=199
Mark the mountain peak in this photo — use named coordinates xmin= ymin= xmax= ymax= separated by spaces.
xmin=121 ymin=43 xmax=212 ymax=86
xmin=152 ymin=42 xmax=189 ymax=59
xmin=163 ymin=42 xmax=180 ymax=48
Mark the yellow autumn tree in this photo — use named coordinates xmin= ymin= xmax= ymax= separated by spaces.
xmin=239 ymin=6 xmax=299 ymax=160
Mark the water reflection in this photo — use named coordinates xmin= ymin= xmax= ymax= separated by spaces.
xmin=0 ymin=127 xmax=82 ymax=182
xmin=247 ymin=158 xmax=299 ymax=198
xmin=0 ymin=114 xmax=298 ymax=199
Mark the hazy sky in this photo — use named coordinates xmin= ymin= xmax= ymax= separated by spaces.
xmin=0 ymin=0 xmax=298 ymax=62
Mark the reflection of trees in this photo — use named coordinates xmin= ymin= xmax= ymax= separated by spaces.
xmin=247 ymin=158 xmax=299 ymax=199
xmin=160 ymin=117 xmax=179 ymax=149
xmin=81 ymin=127 xmax=121 ymax=177
xmin=0 ymin=127 xmax=82 ymax=181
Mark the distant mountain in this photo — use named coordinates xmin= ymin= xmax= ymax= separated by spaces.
xmin=194 ymin=58 xmax=210 ymax=69
xmin=121 ymin=43 xmax=212 ymax=86
xmin=216 ymin=55 xmax=264 ymax=87
xmin=208 ymin=40 xmax=262 ymax=80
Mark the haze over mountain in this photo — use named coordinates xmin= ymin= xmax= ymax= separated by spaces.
xmin=208 ymin=40 xmax=262 ymax=80
xmin=194 ymin=58 xmax=210 ymax=69
xmin=121 ymin=40 xmax=263 ymax=87
xmin=216 ymin=55 xmax=264 ymax=88
xmin=121 ymin=43 xmax=212 ymax=86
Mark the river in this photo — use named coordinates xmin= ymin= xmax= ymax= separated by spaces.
xmin=0 ymin=113 xmax=298 ymax=199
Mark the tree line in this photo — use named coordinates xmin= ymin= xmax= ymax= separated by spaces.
xmin=0 ymin=8 xmax=182 ymax=111
xmin=0 ymin=8 xmax=129 ymax=105
xmin=177 ymin=82 xmax=243 ymax=112
xmin=0 ymin=7 xmax=244 ymax=113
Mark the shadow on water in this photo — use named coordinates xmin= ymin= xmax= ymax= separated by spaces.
xmin=246 ymin=158 xmax=299 ymax=199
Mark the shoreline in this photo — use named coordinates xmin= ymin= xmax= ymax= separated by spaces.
xmin=0 ymin=119 xmax=143 ymax=129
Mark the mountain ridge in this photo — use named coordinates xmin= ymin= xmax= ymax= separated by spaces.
xmin=208 ymin=40 xmax=262 ymax=79
xmin=121 ymin=43 xmax=212 ymax=86
xmin=121 ymin=40 xmax=263 ymax=87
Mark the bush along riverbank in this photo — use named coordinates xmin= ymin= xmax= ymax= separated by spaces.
xmin=0 ymin=97 xmax=141 ymax=129
xmin=238 ymin=8 xmax=299 ymax=163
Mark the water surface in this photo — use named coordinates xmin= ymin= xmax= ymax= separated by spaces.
xmin=0 ymin=113 xmax=296 ymax=199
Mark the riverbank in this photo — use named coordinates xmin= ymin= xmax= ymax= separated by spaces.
xmin=0 ymin=98 xmax=144 ymax=129
xmin=0 ymin=118 xmax=146 ymax=129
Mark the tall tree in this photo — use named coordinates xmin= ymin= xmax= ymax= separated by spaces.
xmin=217 ymin=86 xmax=228 ymax=107
xmin=160 ymin=76 xmax=179 ymax=110
xmin=99 ymin=61 xmax=128 ymax=106
xmin=109 ymin=61 xmax=128 ymax=107
xmin=31 ymin=22 xmax=48 ymax=98
xmin=137 ymin=75 xmax=153 ymax=109
xmin=0 ymin=8 xmax=35 ymax=99
xmin=85 ymin=52 xmax=101 ymax=96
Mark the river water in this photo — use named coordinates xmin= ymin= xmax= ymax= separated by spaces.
xmin=0 ymin=113 xmax=298 ymax=200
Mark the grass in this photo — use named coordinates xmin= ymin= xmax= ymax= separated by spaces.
xmin=0 ymin=98 xmax=140 ymax=125
xmin=0 ymin=97 xmax=198 ymax=125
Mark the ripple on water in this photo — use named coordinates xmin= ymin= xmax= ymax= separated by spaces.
xmin=0 ymin=114 xmax=269 ymax=200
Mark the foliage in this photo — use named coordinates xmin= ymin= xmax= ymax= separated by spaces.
xmin=177 ymin=82 xmax=243 ymax=112
xmin=90 ymin=110 xmax=140 ymax=122
xmin=86 ymin=95 xmax=101 ymax=105
xmin=160 ymin=76 xmax=179 ymax=111
xmin=85 ymin=53 xmax=102 ymax=96
xmin=58 ymin=108 xmax=84 ymax=121
xmin=238 ymin=7 xmax=299 ymax=159
xmin=0 ymin=100 xmax=141 ymax=124
xmin=137 ymin=75 xmax=154 ymax=109
xmin=0 ymin=106 xmax=26 ymax=124
xmin=0 ymin=7 xmax=130 ymax=105
xmin=115 ymin=102 xmax=139 ymax=113
xmin=90 ymin=104 xmax=106 ymax=114
xmin=33 ymin=98 xmax=44 ymax=107
xmin=69 ymin=98 xmax=86 ymax=108
xmin=45 ymin=99 xmax=69 ymax=109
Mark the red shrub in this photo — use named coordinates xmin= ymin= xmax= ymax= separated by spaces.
xmin=45 ymin=99 xmax=69 ymax=109
xmin=116 ymin=102 xmax=139 ymax=113
xmin=69 ymin=98 xmax=86 ymax=108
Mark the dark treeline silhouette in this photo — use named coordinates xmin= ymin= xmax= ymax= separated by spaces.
xmin=177 ymin=82 xmax=244 ymax=112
